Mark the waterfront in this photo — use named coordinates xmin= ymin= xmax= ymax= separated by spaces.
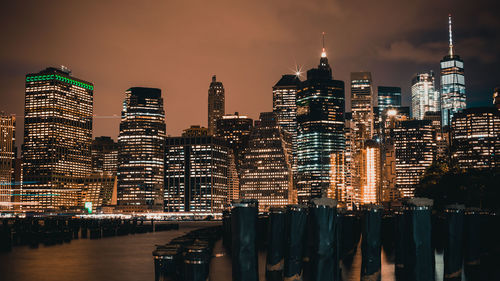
xmin=0 ymin=221 xmax=458 ymax=281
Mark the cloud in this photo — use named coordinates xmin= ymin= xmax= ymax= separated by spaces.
xmin=376 ymin=41 xmax=446 ymax=63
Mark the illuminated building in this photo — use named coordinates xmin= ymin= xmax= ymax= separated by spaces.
xmin=22 ymin=67 xmax=93 ymax=211
xmin=393 ymin=120 xmax=435 ymax=198
xmin=441 ymin=15 xmax=466 ymax=126
xmin=117 ymin=87 xmax=165 ymax=212
xmin=451 ymin=107 xmax=499 ymax=169
xmin=377 ymin=86 xmax=402 ymax=114
xmin=81 ymin=174 xmax=116 ymax=211
xmin=227 ymin=151 xmax=239 ymax=203
xmin=351 ymin=72 xmax=374 ymax=143
xmin=411 ymin=72 xmax=440 ymax=120
xmin=273 ymin=74 xmax=301 ymax=172
xmin=182 ymin=125 xmax=209 ymax=137
xmin=239 ymin=112 xmax=293 ymax=211
xmin=342 ymin=118 xmax=356 ymax=208
xmin=493 ymin=87 xmax=500 ymax=110
xmin=296 ymin=40 xmax=345 ymax=203
xmin=423 ymin=111 xmax=448 ymax=161
xmin=164 ymin=132 xmax=228 ymax=213
xmin=360 ymin=140 xmax=381 ymax=204
xmin=208 ymin=75 xmax=225 ymax=135
xmin=215 ymin=112 xmax=253 ymax=167
xmin=91 ymin=136 xmax=118 ymax=176
xmin=0 ymin=113 xmax=15 ymax=210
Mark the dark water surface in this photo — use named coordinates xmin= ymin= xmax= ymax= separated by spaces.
xmin=0 ymin=221 xmax=451 ymax=281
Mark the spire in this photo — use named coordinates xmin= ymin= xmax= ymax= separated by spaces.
xmin=321 ymin=32 xmax=327 ymax=58
xmin=448 ymin=14 xmax=454 ymax=57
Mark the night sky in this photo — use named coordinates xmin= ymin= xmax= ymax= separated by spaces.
xmin=1 ymin=0 xmax=499 ymax=146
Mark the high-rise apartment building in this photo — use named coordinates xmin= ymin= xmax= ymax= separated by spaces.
xmin=441 ymin=15 xmax=466 ymax=126
xmin=296 ymin=44 xmax=345 ymax=203
xmin=0 ymin=113 xmax=15 ymax=210
xmin=22 ymin=67 xmax=93 ymax=211
xmin=117 ymin=87 xmax=165 ymax=212
xmin=393 ymin=120 xmax=435 ymax=198
xmin=273 ymin=74 xmax=300 ymax=172
xmin=164 ymin=133 xmax=228 ymax=213
xmin=91 ymin=136 xmax=118 ymax=176
xmin=239 ymin=112 xmax=293 ymax=211
xmin=208 ymin=75 xmax=225 ymax=135
xmin=411 ymin=72 xmax=440 ymax=120
xmin=451 ymin=107 xmax=499 ymax=169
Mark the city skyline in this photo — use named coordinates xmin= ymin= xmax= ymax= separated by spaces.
xmin=1 ymin=1 xmax=499 ymax=148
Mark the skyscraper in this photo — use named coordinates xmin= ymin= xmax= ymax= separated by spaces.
xmin=239 ymin=112 xmax=293 ymax=211
xmin=117 ymin=87 xmax=165 ymax=212
xmin=208 ymin=75 xmax=225 ymax=135
xmin=351 ymin=72 xmax=374 ymax=143
xmin=164 ymin=132 xmax=228 ymax=213
xmin=377 ymin=86 xmax=401 ymax=114
xmin=411 ymin=72 xmax=440 ymax=120
xmin=393 ymin=120 xmax=435 ymax=198
xmin=22 ymin=67 xmax=93 ymax=211
xmin=451 ymin=107 xmax=499 ymax=169
xmin=0 ymin=113 xmax=15 ymax=210
xmin=91 ymin=136 xmax=118 ymax=176
xmin=296 ymin=41 xmax=345 ymax=203
xmin=441 ymin=15 xmax=466 ymax=126
xmin=360 ymin=140 xmax=381 ymax=204
xmin=273 ymin=74 xmax=300 ymax=172
xmin=215 ymin=112 xmax=253 ymax=168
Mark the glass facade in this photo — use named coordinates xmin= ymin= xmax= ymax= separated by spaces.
xmin=0 ymin=114 xmax=15 ymax=210
xmin=164 ymin=135 xmax=228 ymax=213
xmin=451 ymin=107 xmax=499 ymax=169
xmin=91 ymin=136 xmax=118 ymax=176
xmin=411 ymin=72 xmax=440 ymax=120
xmin=117 ymin=87 xmax=165 ymax=212
xmin=239 ymin=112 xmax=293 ymax=212
xmin=377 ymin=86 xmax=401 ymax=114
xmin=22 ymin=67 xmax=93 ymax=211
xmin=208 ymin=75 xmax=225 ymax=135
xmin=296 ymin=50 xmax=345 ymax=203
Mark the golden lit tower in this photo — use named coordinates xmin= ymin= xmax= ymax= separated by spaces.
xmin=0 ymin=113 xmax=15 ymax=210
xmin=22 ymin=67 xmax=93 ymax=211
xmin=208 ymin=75 xmax=225 ymax=135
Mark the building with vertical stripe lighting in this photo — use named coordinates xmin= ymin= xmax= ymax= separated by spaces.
xmin=0 ymin=113 xmax=15 ymax=210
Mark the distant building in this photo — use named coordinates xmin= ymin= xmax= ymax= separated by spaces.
xmin=423 ymin=111 xmax=448 ymax=161
xmin=208 ymin=75 xmax=225 ymax=135
xmin=22 ymin=67 xmax=93 ymax=211
xmin=0 ymin=113 xmax=15 ymax=210
xmin=273 ymin=74 xmax=300 ymax=172
xmin=441 ymin=15 xmax=466 ymax=126
xmin=215 ymin=112 xmax=253 ymax=167
xmin=451 ymin=107 xmax=499 ymax=169
xmin=81 ymin=174 xmax=116 ymax=211
xmin=164 ymin=134 xmax=228 ymax=213
xmin=377 ymin=86 xmax=402 ymax=114
xmin=296 ymin=44 xmax=345 ymax=203
xmin=393 ymin=120 xmax=435 ymax=198
xmin=91 ymin=136 xmax=118 ymax=176
xmin=351 ymin=72 xmax=374 ymax=143
xmin=239 ymin=112 xmax=293 ymax=211
xmin=360 ymin=140 xmax=381 ymax=204
xmin=493 ymin=87 xmax=500 ymax=110
xmin=117 ymin=87 xmax=165 ymax=212
xmin=182 ymin=125 xmax=209 ymax=137
xmin=411 ymin=72 xmax=440 ymax=120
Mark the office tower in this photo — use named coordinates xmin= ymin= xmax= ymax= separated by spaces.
xmin=296 ymin=42 xmax=345 ymax=203
xmin=239 ymin=112 xmax=293 ymax=211
xmin=494 ymin=87 xmax=500 ymax=110
xmin=164 ymin=133 xmax=228 ymax=213
xmin=360 ymin=140 xmax=381 ymax=204
xmin=423 ymin=111 xmax=448 ymax=161
xmin=91 ymin=136 xmax=118 ymax=176
xmin=441 ymin=15 xmax=466 ymax=126
xmin=342 ymin=118 xmax=356 ymax=208
xmin=227 ymin=151 xmax=239 ymax=203
xmin=273 ymin=74 xmax=301 ymax=171
xmin=451 ymin=107 xmax=499 ymax=169
xmin=215 ymin=112 xmax=253 ymax=167
xmin=182 ymin=125 xmax=209 ymax=137
xmin=117 ymin=87 xmax=165 ymax=212
xmin=208 ymin=75 xmax=225 ymax=135
xmin=411 ymin=72 xmax=440 ymax=120
xmin=351 ymin=72 xmax=374 ymax=142
xmin=377 ymin=86 xmax=402 ymax=114
xmin=393 ymin=120 xmax=435 ymax=198
xmin=22 ymin=67 xmax=93 ymax=211
xmin=81 ymin=174 xmax=116 ymax=212
xmin=0 ymin=113 xmax=15 ymax=210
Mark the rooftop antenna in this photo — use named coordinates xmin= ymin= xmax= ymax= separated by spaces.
xmin=321 ymin=32 xmax=327 ymax=58
xmin=448 ymin=14 xmax=454 ymax=57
